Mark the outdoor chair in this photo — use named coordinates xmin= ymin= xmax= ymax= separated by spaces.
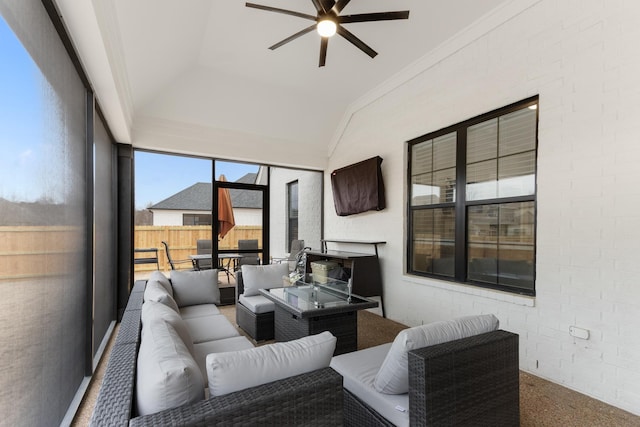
xmin=237 ymin=239 xmax=260 ymax=267
xmin=272 ymin=239 xmax=304 ymax=270
xmin=161 ymin=241 xmax=195 ymax=270
xmin=196 ymin=239 xmax=214 ymax=270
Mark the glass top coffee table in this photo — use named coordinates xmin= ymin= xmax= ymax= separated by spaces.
xmin=260 ymin=276 xmax=378 ymax=355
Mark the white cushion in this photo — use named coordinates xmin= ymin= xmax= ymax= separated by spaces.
xmin=331 ymin=343 xmax=409 ymax=427
xmin=143 ymin=281 xmax=179 ymax=313
xmin=171 ymin=269 xmax=220 ymax=307
xmin=238 ymin=294 xmax=275 ymax=314
xmin=179 ymin=304 xmax=221 ymax=319
xmin=148 ymin=270 xmax=173 ymax=296
xmin=141 ymin=300 xmax=194 ymax=355
xmin=241 ymin=263 xmax=289 ymax=297
xmin=373 ymin=314 xmax=499 ymax=394
xmin=193 ymin=336 xmax=255 ymax=380
xmin=183 ymin=314 xmax=240 ymax=344
xmin=136 ymin=319 xmax=204 ymax=416
xmin=206 ymin=331 xmax=337 ymax=396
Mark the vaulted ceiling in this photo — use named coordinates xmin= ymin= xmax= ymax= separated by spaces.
xmin=56 ymin=0 xmax=509 ymax=164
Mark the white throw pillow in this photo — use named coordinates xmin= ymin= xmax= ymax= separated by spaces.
xmin=171 ymin=269 xmax=220 ymax=307
xmin=144 ymin=280 xmax=179 ymax=313
xmin=241 ymin=263 xmax=289 ymax=297
xmin=136 ymin=319 xmax=204 ymax=416
xmin=373 ymin=314 xmax=499 ymax=395
xmin=206 ymin=331 xmax=336 ymax=396
xmin=148 ymin=270 xmax=173 ymax=296
xmin=141 ymin=300 xmax=194 ymax=355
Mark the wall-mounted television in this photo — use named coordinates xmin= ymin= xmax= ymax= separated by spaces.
xmin=330 ymin=156 xmax=385 ymax=216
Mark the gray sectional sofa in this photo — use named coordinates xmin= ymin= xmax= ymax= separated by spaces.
xmin=89 ymin=270 xmax=343 ymax=426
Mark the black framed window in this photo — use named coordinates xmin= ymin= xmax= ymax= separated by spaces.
xmin=183 ymin=213 xmax=212 ymax=226
xmin=408 ymin=96 xmax=538 ymax=295
xmin=287 ymin=180 xmax=299 ymax=251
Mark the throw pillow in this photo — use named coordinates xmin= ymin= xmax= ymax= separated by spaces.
xmin=170 ymin=269 xmax=219 ymax=307
xmin=141 ymin=300 xmax=194 ymax=355
xmin=241 ymin=263 xmax=289 ymax=297
xmin=147 ymin=270 xmax=173 ymax=296
xmin=373 ymin=314 xmax=499 ymax=394
xmin=143 ymin=280 xmax=179 ymax=313
xmin=136 ymin=319 xmax=204 ymax=416
xmin=206 ymin=331 xmax=336 ymax=396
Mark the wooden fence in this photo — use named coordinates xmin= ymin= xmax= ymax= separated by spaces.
xmin=134 ymin=225 xmax=262 ymax=272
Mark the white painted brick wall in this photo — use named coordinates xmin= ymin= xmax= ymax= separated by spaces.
xmin=326 ymin=0 xmax=640 ymax=415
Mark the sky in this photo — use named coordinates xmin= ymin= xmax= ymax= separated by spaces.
xmin=0 ymin=15 xmax=257 ymax=209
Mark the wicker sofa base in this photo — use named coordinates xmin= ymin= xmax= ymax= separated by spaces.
xmin=236 ymin=300 xmax=275 ymax=341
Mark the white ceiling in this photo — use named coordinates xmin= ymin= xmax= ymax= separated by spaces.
xmin=58 ymin=0 xmax=510 ymax=159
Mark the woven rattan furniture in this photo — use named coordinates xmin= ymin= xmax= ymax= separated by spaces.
xmin=90 ymin=280 xmax=344 ymax=426
xmin=340 ymin=330 xmax=520 ymax=426
xmin=260 ymin=280 xmax=378 ymax=355
xmin=235 ymin=270 xmax=276 ymax=341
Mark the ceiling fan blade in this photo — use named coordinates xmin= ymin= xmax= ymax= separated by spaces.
xmin=336 ymin=25 xmax=377 ymax=58
xmin=310 ymin=0 xmax=327 ymax=14
xmin=333 ymin=0 xmax=351 ymax=13
xmin=246 ymin=3 xmax=317 ymax=21
xmin=339 ymin=11 xmax=410 ymax=24
xmin=319 ymin=37 xmax=329 ymax=67
xmin=268 ymin=24 xmax=317 ymax=50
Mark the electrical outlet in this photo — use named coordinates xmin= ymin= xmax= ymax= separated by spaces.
xmin=569 ymin=326 xmax=589 ymax=340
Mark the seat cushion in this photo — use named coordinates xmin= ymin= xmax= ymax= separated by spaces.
xmin=331 ymin=343 xmax=409 ymax=427
xmin=179 ymin=304 xmax=221 ymax=319
xmin=143 ymin=281 xmax=179 ymax=313
xmin=238 ymin=294 xmax=275 ymax=314
xmin=136 ymin=319 xmax=204 ymax=416
xmin=241 ymin=263 xmax=289 ymax=297
xmin=171 ymin=269 xmax=220 ymax=307
xmin=373 ymin=314 xmax=499 ymax=394
xmin=193 ymin=336 xmax=255 ymax=380
xmin=206 ymin=331 xmax=337 ymax=396
xmin=183 ymin=314 xmax=240 ymax=344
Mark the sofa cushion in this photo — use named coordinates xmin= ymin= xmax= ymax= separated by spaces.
xmin=206 ymin=331 xmax=336 ymax=396
xmin=193 ymin=336 xmax=255 ymax=380
xmin=136 ymin=319 xmax=205 ymax=416
xmin=144 ymin=280 xmax=179 ymax=313
xmin=171 ymin=269 xmax=220 ymax=307
xmin=238 ymin=294 xmax=275 ymax=314
xmin=179 ymin=304 xmax=221 ymax=319
xmin=241 ymin=263 xmax=289 ymax=297
xmin=331 ymin=343 xmax=410 ymax=427
xmin=147 ymin=270 xmax=173 ymax=296
xmin=141 ymin=300 xmax=194 ymax=355
xmin=373 ymin=314 xmax=499 ymax=394
xmin=183 ymin=314 xmax=240 ymax=344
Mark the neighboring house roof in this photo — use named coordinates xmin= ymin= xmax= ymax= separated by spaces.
xmin=150 ymin=173 xmax=261 ymax=210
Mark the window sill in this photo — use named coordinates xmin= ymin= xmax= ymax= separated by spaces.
xmin=404 ymin=274 xmax=535 ymax=307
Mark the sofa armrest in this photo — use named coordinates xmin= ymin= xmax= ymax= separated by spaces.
xmin=236 ymin=270 xmax=244 ymax=298
xmin=129 ymin=367 xmax=343 ymax=427
xmin=408 ymin=329 xmax=520 ymax=426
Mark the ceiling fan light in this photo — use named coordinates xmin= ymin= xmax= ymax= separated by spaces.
xmin=317 ymin=19 xmax=337 ymax=37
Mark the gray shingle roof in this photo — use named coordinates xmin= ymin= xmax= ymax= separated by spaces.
xmin=150 ymin=173 xmax=261 ymax=210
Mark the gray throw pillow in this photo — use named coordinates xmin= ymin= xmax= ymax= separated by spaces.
xmin=170 ymin=269 xmax=220 ymax=307
xmin=241 ymin=263 xmax=289 ymax=297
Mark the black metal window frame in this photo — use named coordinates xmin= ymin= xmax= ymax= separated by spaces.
xmin=287 ymin=180 xmax=299 ymax=251
xmin=407 ymin=95 xmax=539 ymax=296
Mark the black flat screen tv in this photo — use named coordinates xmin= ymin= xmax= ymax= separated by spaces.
xmin=330 ymin=156 xmax=385 ymax=216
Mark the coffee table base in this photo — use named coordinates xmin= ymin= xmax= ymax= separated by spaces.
xmin=274 ymin=306 xmax=357 ymax=355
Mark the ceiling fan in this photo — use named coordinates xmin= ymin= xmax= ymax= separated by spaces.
xmin=245 ymin=0 xmax=410 ymax=67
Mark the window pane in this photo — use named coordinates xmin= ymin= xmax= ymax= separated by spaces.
xmin=433 ymin=168 xmax=456 ymax=203
xmin=499 ymin=107 xmax=537 ymax=156
xmin=467 ymin=205 xmax=499 ymax=283
xmin=498 ymin=152 xmax=536 ymax=197
xmin=433 ymin=133 xmax=456 ymax=171
xmin=411 ymin=140 xmax=433 ymax=173
xmin=411 ymin=208 xmax=455 ymax=276
xmin=466 ymin=159 xmax=497 ymax=201
xmin=411 ymin=173 xmax=434 ymax=206
xmin=467 ymin=119 xmax=497 ymax=164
